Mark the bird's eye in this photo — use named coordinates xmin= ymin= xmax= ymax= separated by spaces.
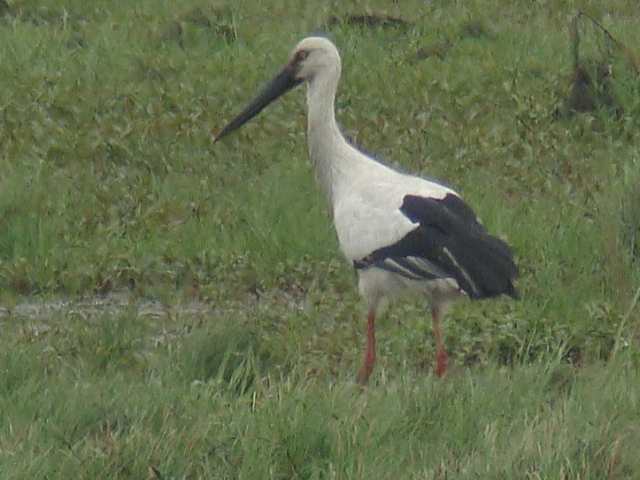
xmin=295 ymin=50 xmax=309 ymax=62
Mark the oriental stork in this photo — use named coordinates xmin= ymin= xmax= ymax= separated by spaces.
xmin=213 ymin=37 xmax=518 ymax=385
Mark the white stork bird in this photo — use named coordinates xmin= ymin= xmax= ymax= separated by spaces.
xmin=213 ymin=37 xmax=518 ymax=384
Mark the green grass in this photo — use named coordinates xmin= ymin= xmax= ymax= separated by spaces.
xmin=1 ymin=0 xmax=640 ymax=477
xmin=2 ymin=310 xmax=640 ymax=478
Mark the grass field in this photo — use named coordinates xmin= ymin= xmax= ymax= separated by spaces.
xmin=1 ymin=0 xmax=640 ymax=477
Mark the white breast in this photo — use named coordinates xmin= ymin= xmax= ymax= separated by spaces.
xmin=332 ymin=165 xmax=456 ymax=261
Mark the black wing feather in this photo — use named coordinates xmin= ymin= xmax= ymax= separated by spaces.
xmin=355 ymin=193 xmax=518 ymax=300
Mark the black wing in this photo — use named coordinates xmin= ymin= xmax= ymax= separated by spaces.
xmin=354 ymin=194 xmax=519 ymax=300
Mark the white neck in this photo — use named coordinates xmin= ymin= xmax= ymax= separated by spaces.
xmin=305 ymin=67 xmax=355 ymax=205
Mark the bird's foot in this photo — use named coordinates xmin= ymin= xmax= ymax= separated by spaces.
xmin=435 ymin=349 xmax=448 ymax=378
xmin=356 ymin=363 xmax=374 ymax=386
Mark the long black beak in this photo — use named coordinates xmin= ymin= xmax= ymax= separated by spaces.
xmin=213 ymin=63 xmax=303 ymax=143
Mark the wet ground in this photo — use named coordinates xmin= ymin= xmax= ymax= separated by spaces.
xmin=0 ymin=292 xmax=212 ymax=322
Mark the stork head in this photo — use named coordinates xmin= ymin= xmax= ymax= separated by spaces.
xmin=213 ymin=36 xmax=341 ymax=143
xmin=292 ymin=36 xmax=341 ymax=82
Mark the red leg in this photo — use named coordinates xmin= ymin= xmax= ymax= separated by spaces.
xmin=431 ymin=305 xmax=448 ymax=378
xmin=356 ymin=309 xmax=376 ymax=385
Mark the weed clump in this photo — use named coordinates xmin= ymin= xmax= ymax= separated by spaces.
xmin=175 ymin=322 xmax=286 ymax=394
xmin=567 ymin=61 xmax=617 ymax=114
xmin=413 ymin=40 xmax=452 ymax=62
xmin=0 ymin=0 xmax=10 ymax=18
xmin=620 ymin=182 xmax=640 ymax=263
xmin=459 ymin=19 xmax=491 ymax=40
xmin=412 ymin=18 xmax=492 ymax=64
xmin=561 ymin=11 xmax=638 ymax=118
xmin=158 ymin=6 xmax=236 ymax=48
xmin=325 ymin=13 xmax=411 ymax=30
